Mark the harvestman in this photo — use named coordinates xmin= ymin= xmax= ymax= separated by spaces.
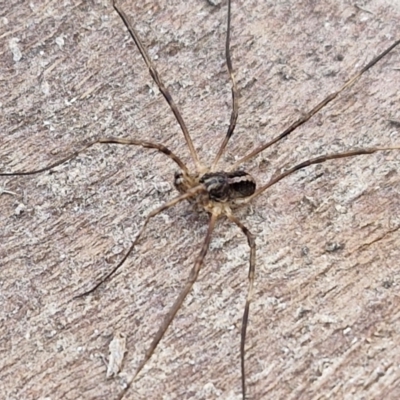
xmin=1 ymin=0 xmax=400 ymax=399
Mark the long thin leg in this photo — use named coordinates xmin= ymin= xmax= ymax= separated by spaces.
xmin=248 ymin=146 xmax=400 ymax=201
xmin=226 ymin=210 xmax=256 ymax=400
xmin=231 ymin=39 xmax=400 ymax=170
xmin=75 ymin=185 xmax=206 ymax=298
xmin=112 ymin=0 xmax=201 ymax=170
xmin=0 ymin=137 xmax=189 ymax=176
xmin=99 ymin=138 xmax=190 ymax=175
xmin=212 ymin=0 xmax=238 ymax=169
xmin=116 ymin=212 xmax=218 ymax=400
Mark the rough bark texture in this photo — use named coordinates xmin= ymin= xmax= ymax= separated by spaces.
xmin=1 ymin=1 xmax=400 ymax=399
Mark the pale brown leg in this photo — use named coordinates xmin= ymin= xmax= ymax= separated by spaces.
xmin=230 ymin=147 xmax=399 ymax=398
xmin=0 ymin=137 xmax=189 ymax=176
xmin=212 ymin=0 xmax=239 ymax=169
xmin=248 ymin=147 xmax=400 ymax=201
xmin=226 ymin=210 xmax=256 ymax=400
xmin=112 ymin=0 xmax=201 ymax=170
xmin=0 ymin=141 xmax=94 ymax=176
xmin=232 ymin=39 xmax=400 ymax=170
xmin=116 ymin=212 xmax=218 ymax=400
xmin=98 ymin=138 xmax=189 ymax=175
xmin=75 ymin=185 xmax=206 ymax=298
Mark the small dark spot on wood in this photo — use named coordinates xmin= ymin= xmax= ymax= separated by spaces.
xmin=301 ymin=246 xmax=310 ymax=256
xmin=325 ymin=242 xmax=345 ymax=252
xmin=382 ymin=278 xmax=394 ymax=289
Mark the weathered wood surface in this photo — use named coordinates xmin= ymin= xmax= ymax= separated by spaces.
xmin=1 ymin=1 xmax=400 ymax=399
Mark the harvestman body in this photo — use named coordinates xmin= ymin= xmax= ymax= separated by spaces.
xmin=1 ymin=0 xmax=400 ymax=399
